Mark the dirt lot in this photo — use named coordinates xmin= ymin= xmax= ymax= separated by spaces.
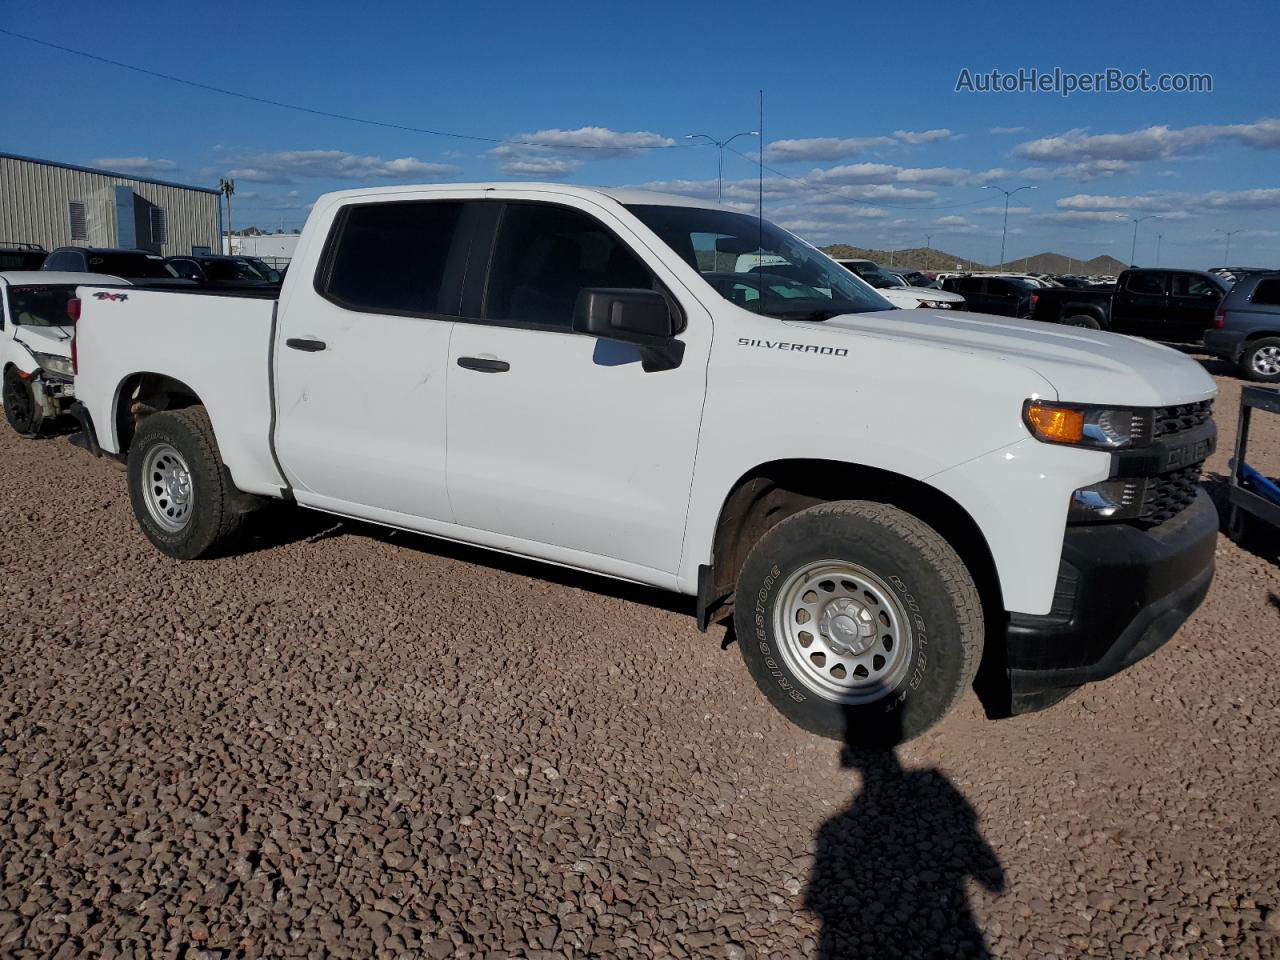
xmin=1 ymin=362 xmax=1278 ymax=960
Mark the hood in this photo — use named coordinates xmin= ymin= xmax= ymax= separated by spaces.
xmin=12 ymin=323 xmax=74 ymax=358
xmin=901 ymin=285 xmax=963 ymax=302
xmin=789 ymin=309 xmax=1216 ymax=407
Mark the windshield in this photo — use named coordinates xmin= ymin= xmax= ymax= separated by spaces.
xmin=86 ymin=253 xmax=175 ymax=278
xmin=0 ymin=251 xmax=48 ymax=271
xmin=626 ymin=205 xmax=892 ymax=319
xmin=6 ymin=285 xmax=78 ymax=327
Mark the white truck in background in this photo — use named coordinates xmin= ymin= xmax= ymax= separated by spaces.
xmin=68 ymin=183 xmax=1218 ymax=746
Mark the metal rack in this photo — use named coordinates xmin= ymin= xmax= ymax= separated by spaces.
xmin=1226 ymin=385 xmax=1280 ymax=541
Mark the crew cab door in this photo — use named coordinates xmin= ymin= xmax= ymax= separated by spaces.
xmin=1111 ymin=271 xmax=1169 ymax=338
xmin=444 ymin=196 xmax=710 ymax=577
xmin=1167 ymin=272 xmax=1224 ymax=343
xmin=273 ymin=193 xmax=481 ymax=522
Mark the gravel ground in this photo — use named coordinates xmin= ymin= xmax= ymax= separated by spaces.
xmin=1 ymin=362 xmax=1278 ymax=960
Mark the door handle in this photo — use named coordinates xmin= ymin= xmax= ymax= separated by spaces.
xmin=457 ymin=356 xmax=510 ymax=373
xmin=286 ymin=338 xmax=327 ymax=352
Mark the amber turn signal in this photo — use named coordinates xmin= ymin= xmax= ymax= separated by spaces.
xmin=1024 ymin=401 xmax=1085 ymax=444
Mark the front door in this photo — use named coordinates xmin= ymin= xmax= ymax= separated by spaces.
xmin=274 ymin=194 xmax=479 ymax=523
xmin=1167 ymin=272 xmax=1224 ymax=343
xmin=1112 ymin=271 xmax=1169 ymax=338
xmin=445 ymin=197 xmax=710 ymax=577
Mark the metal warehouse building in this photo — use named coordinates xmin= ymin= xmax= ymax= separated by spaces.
xmin=0 ymin=153 xmax=220 ymax=256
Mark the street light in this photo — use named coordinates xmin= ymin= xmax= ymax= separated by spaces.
xmin=1219 ymin=228 xmax=1245 ymax=264
xmin=685 ymin=131 xmax=760 ymax=203
xmin=1115 ymin=214 xmax=1162 ymax=266
xmin=982 ymin=184 xmax=1036 ymax=266
xmin=1155 ymin=232 xmax=1163 ymax=267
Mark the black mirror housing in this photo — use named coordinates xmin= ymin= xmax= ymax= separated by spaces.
xmin=573 ymin=288 xmax=684 ymax=371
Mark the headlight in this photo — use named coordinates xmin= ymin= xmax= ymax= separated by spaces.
xmin=1023 ymin=400 xmax=1153 ymax=449
xmin=1068 ymin=479 xmax=1144 ymax=522
xmin=32 ymin=352 xmax=74 ymax=378
xmin=916 ymin=299 xmax=952 ymax=309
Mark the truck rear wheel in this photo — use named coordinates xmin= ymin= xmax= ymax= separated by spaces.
xmin=1064 ymin=314 xmax=1101 ymax=329
xmin=127 ymin=407 xmax=244 ymax=559
xmin=3 ymin=368 xmax=45 ymax=437
xmin=733 ymin=501 xmax=983 ymax=746
xmin=1241 ymin=337 xmax=1280 ymax=383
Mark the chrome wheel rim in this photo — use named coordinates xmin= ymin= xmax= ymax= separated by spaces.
xmin=142 ymin=443 xmax=193 ymax=532
xmin=773 ymin=560 xmax=913 ymax=704
xmin=1252 ymin=345 xmax=1280 ymax=377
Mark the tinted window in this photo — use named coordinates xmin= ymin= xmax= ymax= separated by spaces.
xmin=1170 ymin=273 xmax=1222 ymax=297
xmin=324 ymin=201 xmax=465 ymax=316
xmin=0 ymin=251 xmax=47 ymax=271
xmin=43 ymin=251 xmax=82 ymax=271
xmin=1125 ymin=272 xmax=1166 ymax=296
xmin=7 ymin=285 xmax=80 ymax=327
xmin=484 ymin=203 xmax=656 ymax=329
xmin=86 ymin=253 xmax=175 ymax=278
xmin=1252 ymin=278 xmax=1280 ymax=306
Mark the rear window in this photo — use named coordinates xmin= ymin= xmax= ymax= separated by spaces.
xmin=1125 ymin=272 xmax=1166 ymax=296
xmin=1251 ymin=278 xmax=1280 ymax=306
xmin=6 ymin=285 xmax=79 ymax=327
xmin=86 ymin=253 xmax=175 ymax=278
xmin=0 ymin=251 xmax=47 ymax=271
xmin=322 ymin=201 xmax=466 ymax=316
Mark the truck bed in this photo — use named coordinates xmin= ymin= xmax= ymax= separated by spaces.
xmin=73 ymin=286 xmax=287 ymax=496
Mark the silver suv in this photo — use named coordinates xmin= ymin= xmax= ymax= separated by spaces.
xmin=1203 ymin=272 xmax=1280 ymax=383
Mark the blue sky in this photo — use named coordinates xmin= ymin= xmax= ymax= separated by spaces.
xmin=6 ymin=0 xmax=1279 ymax=267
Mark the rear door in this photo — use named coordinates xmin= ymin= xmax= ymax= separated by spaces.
xmin=1167 ymin=272 xmax=1225 ymax=343
xmin=1112 ymin=271 xmax=1169 ymax=338
xmin=444 ymin=196 xmax=711 ymax=578
xmin=273 ymin=192 xmax=481 ymax=523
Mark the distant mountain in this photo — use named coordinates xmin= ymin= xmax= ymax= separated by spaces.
xmin=820 ymin=244 xmax=1128 ymax=276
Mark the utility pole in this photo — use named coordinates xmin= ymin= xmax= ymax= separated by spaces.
xmin=1116 ymin=214 xmax=1161 ymax=266
xmin=1219 ymin=228 xmax=1243 ymax=264
xmin=219 ymin=177 xmax=236 ymax=254
xmin=685 ymin=131 xmax=759 ymax=203
xmin=982 ymin=183 xmax=1036 ymax=266
xmin=1154 ymin=232 xmax=1163 ymax=266
xmin=924 ymin=233 xmax=933 ymax=272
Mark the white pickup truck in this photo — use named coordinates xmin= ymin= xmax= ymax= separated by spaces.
xmin=68 ymin=183 xmax=1219 ymax=746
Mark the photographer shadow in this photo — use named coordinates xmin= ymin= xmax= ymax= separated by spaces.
xmin=806 ymin=708 xmax=1005 ymax=959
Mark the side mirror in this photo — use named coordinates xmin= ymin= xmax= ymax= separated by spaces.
xmin=573 ymin=288 xmax=684 ymax=371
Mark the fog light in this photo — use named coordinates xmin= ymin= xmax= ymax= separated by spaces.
xmin=1068 ymin=479 xmax=1143 ymax=522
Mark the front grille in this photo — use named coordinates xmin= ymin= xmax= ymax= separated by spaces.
xmin=1153 ymin=399 xmax=1213 ymax=438
xmin=1137 ymin=465 xmax=1203 ymax=526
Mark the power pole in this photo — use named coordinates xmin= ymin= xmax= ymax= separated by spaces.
xmin=1155 ymin=232 xmax=1163 ymax=266
xmin=924 ymin=233 xmax=933 ymax=272
xmin=219 ymin=177 xmax=236 ymax=254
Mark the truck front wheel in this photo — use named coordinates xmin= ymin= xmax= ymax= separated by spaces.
xmin=127 ymin=407 xmax=244 ymax=559
xmin=733 ymin=501 xmax=983 ymax=746
xmin=3 ymin=367 xmax=45 ymax=437
xmin=1064 ymin=314 xmax=1101 ymax=329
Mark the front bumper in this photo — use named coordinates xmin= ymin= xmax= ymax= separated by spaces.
xmin=1202 ymin=328 xmax=1246 ymax=363
xmin=999 ymin=490 xmax=1217 ymax=715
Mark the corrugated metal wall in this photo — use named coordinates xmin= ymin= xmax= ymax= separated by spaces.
xmin=0 ymin=155 xmax=219 ymax=255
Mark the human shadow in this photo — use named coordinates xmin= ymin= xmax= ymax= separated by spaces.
xmin=806 ymin=709 xmax=1005 ymax=959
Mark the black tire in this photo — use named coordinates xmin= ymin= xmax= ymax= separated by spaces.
xmin=127 ymin=406 xmax=244 ymax=559
xmin=734 ymin=501 xmax=983 ymax=747
xmin=3 ymin=367 xmax=45 ymax=437
xmin=1064 ymin=314 xmax=1101 ymax=330
xmin=1240 ymin=337 xmax=1280 ymax=383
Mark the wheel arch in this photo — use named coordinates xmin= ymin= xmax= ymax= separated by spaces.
xmin=111 ymin=371 xmax=205 ymax=455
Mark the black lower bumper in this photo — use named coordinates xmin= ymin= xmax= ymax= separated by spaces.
xmin=1202 ymin=328 xmax=1246 ymax=363
xmin=1001 ymin=490 xmax=1217 ymax=715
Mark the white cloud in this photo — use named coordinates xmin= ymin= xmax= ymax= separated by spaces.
xmin=808 ymin=163 xmax=968 ymax=187
xmin=989 ymin=126 xmax=1027 ymax=135
xmin=490 ymin=126 xmax=675 ymax=179
xmin=894 ymin=128 xmax=954 ymax=145
xmin=765 ymin=136 xmax=895 ymax=163
xmin=933 ymin=215 xmax=975 ymax=231
xmin=226 ymin=150 xmax=459 ymax=183
xmin=975 ymin=206 xmax=1032 ymax=215
xmin=95 ymin=156 xmax=177 ymax=174
xmin=1014 ymin=119 xmax=1280 ymax=166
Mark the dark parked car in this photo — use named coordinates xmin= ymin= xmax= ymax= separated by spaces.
xmin=1028 ymin=268 xmax=1228 ymax=344
xmin=165 ymin=254 xmax=282 ymax=289
xmin=1203 ymin=272 xmax=1280 ymax=383
xmin=0 ymin=242 xmax=47 ymax=271
xmin=939 ymin=275 xmax=1037 ymax=317
xmin=40 ymin=247 xmax=184 ymax=282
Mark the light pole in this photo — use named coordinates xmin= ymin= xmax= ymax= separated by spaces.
xmin=924 ymin=233 xmax=933 ymax=272
xmin=1115 ymin=214 xmax=1161 ymax=266
xmin=983 ymin=184 xmax=1036 ymax=266
xmin=1219 ymin=228 xmax=1244 ymax=264
xmin=1155 ymin=232 xmax=1163 ymax=266
xmin=685 ymin=131 xmax=759 ymax=203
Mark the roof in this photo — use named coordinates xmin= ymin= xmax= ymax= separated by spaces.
xmin=0 ymin=271 xmax=130 ymax=285
xmin=311 ymin=181 xmax=733 ymax=211
xmin=0 ymin=152 xmax=220 ymax=195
